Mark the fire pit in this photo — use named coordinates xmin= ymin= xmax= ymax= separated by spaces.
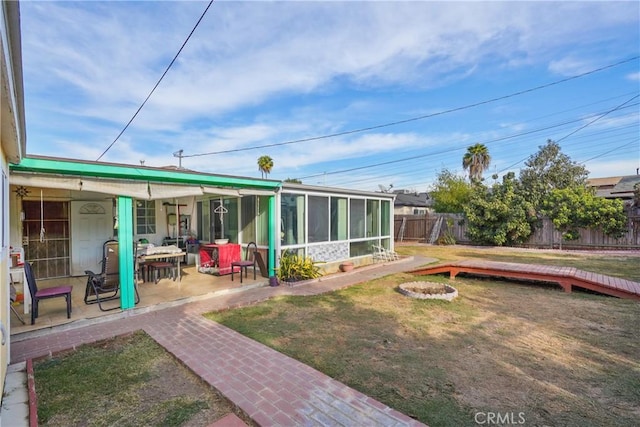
xmin=398 ymin=281 xmax=458 ymax=301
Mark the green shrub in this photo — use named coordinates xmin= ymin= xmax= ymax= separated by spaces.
xmin=276 ymin=250 xmax=322 ymax=283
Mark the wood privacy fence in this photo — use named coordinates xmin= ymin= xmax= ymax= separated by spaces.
xmin=394 ymin=214 xmax=640 ymax=249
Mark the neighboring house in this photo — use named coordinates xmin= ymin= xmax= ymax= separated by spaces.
xmin=392 ymin=189 xmax=432 ymax=215
xmin=1 ymin=0 xmax=26 ymax=399
xmin=587 ymin=175 xmax=640 ymax=202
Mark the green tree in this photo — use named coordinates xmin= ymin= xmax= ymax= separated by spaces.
xmin=284 ymin=178 xmax=302 ymax=184
xmin=430 ymin=169 xmax=474 ymax=213
xmin=464 ymin=172 xmax=536 ymax=246
xmin=519 ymin=140 xmax=589 ymax=215
xmin=543 ymin=186 xmax=627 ymax=249
xmin=462 ymin=143 xmax=491 ymax=183
xmin=257 ymin=155 xmax=274 ymax=179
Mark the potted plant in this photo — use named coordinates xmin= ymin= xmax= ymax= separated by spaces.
xmin=339 ymin=261 xmax=354 ymax=272
xmin=276 ymin=250 xmax=322 ymax=285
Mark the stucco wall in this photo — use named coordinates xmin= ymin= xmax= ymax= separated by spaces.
xmin=1 ymin=150 xmax=10 ymax=398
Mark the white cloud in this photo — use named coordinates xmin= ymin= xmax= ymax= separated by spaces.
xmin=18 ymin=1 xmax=640 ymax=188
xmin=627 ymin=72 xmax=640 ymax=81
xmin=548 ymin=57 xmax=596 ymax=77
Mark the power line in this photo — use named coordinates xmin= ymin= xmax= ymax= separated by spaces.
xmin=557 ymin=95 xmax=639 ymax=142
xmin=96 ymin=0 xmax=215 ymax=161
xmin=578 ymin=139 xmax=639 ymax=164
xmin=498 ymin=93 xmax=639 ymax=173
xmin=294 ymin=101 xmax=639 ymax=181
xmin=183 ymin=56 xmax=639 ymax=158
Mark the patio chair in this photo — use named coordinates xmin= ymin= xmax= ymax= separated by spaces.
xmin=372 ymin=244 xmax=400 ymax=262
xmin=24 ymin=262 xmax=72 ymax=325
xmin=231 ymin=242 xmax=258 ymax=283
xmin=9 ymin=279 xmax=25 ymax=325
xmin=85 ymin=240 xmax=139 ymax=311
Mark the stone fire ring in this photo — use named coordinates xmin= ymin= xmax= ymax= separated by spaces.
xmin=398 ymin=281 xmax=458 ymax=301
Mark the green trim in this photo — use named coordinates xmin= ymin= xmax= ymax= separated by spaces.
xmin=117 ymin=196 xmax=136 ymax=310
xmin=10 ymin=156 xmax=280 ymax=190
xmin=268 ymin=195 xmax=276 ymax=276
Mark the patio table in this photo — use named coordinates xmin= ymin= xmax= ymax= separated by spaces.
xmin=139 ymin=245 xmax=185 ymax=282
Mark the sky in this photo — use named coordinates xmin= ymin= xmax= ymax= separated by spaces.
xmin=18 ymin=1 xmax=640 ymax=192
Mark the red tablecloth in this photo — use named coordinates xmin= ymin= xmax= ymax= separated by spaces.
xmin=199 ymin=244 xmax=241 ymax=275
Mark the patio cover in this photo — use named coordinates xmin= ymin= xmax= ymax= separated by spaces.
xmin=10 ymin=173 xmax=150 ymax=199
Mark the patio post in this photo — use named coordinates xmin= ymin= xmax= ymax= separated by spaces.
xmin=268 ymin=195 xmax=276 ymax=277
xmin=117 ymin=196 xmax=136 ymax=309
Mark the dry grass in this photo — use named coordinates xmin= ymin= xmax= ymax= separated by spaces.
xmin=208 ymin=245 xmax=640 ymax=426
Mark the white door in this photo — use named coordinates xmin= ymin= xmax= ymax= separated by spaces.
xmin=71 ymin=201 xmax=113 ymax=276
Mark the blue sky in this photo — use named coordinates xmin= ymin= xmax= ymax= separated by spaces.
xmin=19 ymin=1 xmax=640 ymax=192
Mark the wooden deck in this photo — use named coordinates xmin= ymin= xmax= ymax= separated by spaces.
xmin=411 ymin=259 xmax=640 ymax=301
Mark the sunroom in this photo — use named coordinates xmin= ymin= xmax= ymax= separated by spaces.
xmin=278 ymin=182 xmax=396 ymax=268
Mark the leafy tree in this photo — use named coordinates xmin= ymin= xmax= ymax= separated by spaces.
xmin=284 ymin=178 xmax=302 ymax=184
xmin=543 ymin=186 xmax=627 ymax=248
xmin=464 ymin=172 xmax=536 ymax=246
xmin=257 ymin=155 xmax=274 ymax=179
xmin=462 ymin=143 xmax=491 ymax=183
xmin=519 ymin=139 xmax=589 ymax=214
xmin=429 ymin=169 xmax=474 ymax=213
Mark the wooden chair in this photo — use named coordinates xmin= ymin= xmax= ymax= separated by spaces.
xmin=24 ymin=262 xmax=72 ymax=325
xmin=231 ymin=242 xmax=258 ymax=283
xmin=147 ymin=260 xmax=176 ymax=284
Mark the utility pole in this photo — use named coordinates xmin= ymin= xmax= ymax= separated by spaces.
xmin=173 ymin=149 xmax=184 ymax=169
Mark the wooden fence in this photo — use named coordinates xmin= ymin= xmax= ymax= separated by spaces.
xmin=394 ymin=214 xmax=640 ymax=249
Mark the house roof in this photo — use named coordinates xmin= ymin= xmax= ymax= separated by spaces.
xmin=282 ymin=182 xmax=396 ymax=199
xmin=11 ymin=155 xmax=281 ymax=190
xmin=392 ymin=190 xmax=432 ymax=207
xmin=588 ymin=175 xmax=640 ymax=199
xmin=1 ymin=0 xmax=26 ymax=163
xmin=586 ymin=176 xmax=623 ymax=189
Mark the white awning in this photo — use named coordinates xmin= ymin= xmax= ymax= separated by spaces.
xmin=80 ymin=179 xmax=150 ymax=199
xmin=10 ymin=173 xmax=151 ymax=198
xmin=148 ymin=183 xmax=204 ymax=200
xmin=10 ymin=172 xmax=275 ymax=200
xmin=201 ymin=186 xmax=241 ymax=197
xmin=238 ymin=189 xmax=276 ymax=196
xmin=10 ymin=174 xmax=82 ymax=191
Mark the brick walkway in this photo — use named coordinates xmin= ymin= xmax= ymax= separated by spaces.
xmin=10 ymin=256 xmax=433 ymax=426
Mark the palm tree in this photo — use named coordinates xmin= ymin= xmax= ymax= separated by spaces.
xmin=257 ymin=155 xmax=274 ymax=179
xmin=462 ymin=143 xmax=491 ymax=183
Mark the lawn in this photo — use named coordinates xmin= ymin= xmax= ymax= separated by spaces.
xmin=33 ymin=331 xmax=256 ymax=427
xmin=206 ymin=245 xmax=640 ymax=427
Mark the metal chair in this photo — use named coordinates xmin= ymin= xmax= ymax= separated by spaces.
xmin=231 ymin=242 xmax=258 ymax=283
xmin=24 ymin=262 xmax=72 ymax=325
xmin=85 ymin=240 xmax=139 ymax=311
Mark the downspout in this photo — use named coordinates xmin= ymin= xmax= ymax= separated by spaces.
xmin=117 ymin=196 xmax=136 ymax=309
